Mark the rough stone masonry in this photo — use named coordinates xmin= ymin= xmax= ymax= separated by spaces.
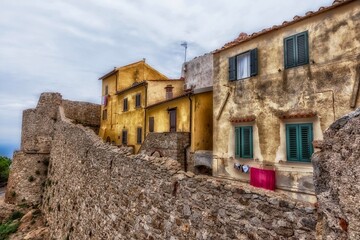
xmin=5 ymin=93 xmax=360 ymax=239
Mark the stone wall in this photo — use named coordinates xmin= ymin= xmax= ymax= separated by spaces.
xmin=39 ymin=109 xmax=317 ymax=239
xmin=5 ymin=93 xmax=100 ymax=206
xmin=139 ymin=132 xmax=190 ymax=170
xmin=182 ymin=53 xmax=213 ymax=90
xmin=312 ymin=108 xmax=360 ymax=239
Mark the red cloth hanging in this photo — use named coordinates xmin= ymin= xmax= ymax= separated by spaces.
xmin=250 ymin=167 xmax=276 ymax=191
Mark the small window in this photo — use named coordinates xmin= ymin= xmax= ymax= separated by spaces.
xmin=123 ymin=98 xmax=128 ymax=112
xmin=286 ymin=123 xmax=313 ymax=162
xmin=229 ymin=48 xmax=258 ymax=81
xmin=149 ymin=117 xmax=154 ymax=132
xmin=284 ymin=31 xmax=309 ymax=69
xmin=105 ymin=85 xmax=108 ymax=95
xmin=135 ymin=93 xmax=141 ymax=108
xmin=169 ymin=109 xmax=176 ymax=132
xmin=122 ymin=130 xmax=128 ymax=145
xmin=235 ymin=126 xmax=253 ymax=158
xmin=137 ymin=127 xmax=142 ymax=144
xmin=102 ymin=109 xmax=107 ymax=120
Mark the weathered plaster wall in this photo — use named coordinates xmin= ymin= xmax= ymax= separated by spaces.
xmin=312 ymin=108 xmax=360 ymax=240
xmin=42 ymin=114 xmax=317 ymax=240
xmin=212 ymin=1 xmax=360 ymax=199
xmin=182 ymin=54 xmax=213 ymax=90
xmin=139 ymin=132 xmax=190 ymax=169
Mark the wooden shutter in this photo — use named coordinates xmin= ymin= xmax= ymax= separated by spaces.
xmin=137 ymin=127 xmax=142 ymax=144
xmin=250 ymin=48 xmax=258 ymax=77
xmin=286 ymin=125 xmax=299 ymax=161
xmin=296 ymin=32 xmax=309 ymax=65
xmin=228 ymin=56 xmax=237 ymax=81
xmin=149 ymin=117 xmax=154 ymax=132
xmin=123 ymin=98 xmax=128 ymax=111
xmin=169 ymin=109 xmax=176 ymax=132
xmin=284 ymin=37 xmax=295 ymax=68
xmin=299 ymin=124 xmax=313 ymax=162
xmin=241 ymin=126 xmax=253 ymax=158
xmin=122 ymin=130 xmax=127 ymax=145
xmin=135 ymin=94 xmax=141 ymax=107
xmin=235 ymin=127 xmax=240 ymax=158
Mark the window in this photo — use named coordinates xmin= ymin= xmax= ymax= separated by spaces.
xmin=286 ymin=123 xmax=313 ymax=162
xmin=137 ymin=127 xmax=142 ymax=144
xmin=169 ymin=109 xmax=176 ymax=132
xmin=102 ymin=109 xmax=107 ymax=120
xmin=284 ymin=31 xmax=309 ymax=69
xmin=149 ymin=117 xmax=154 ymax=132
xmin=122 ymin=130 xmax=128 ymax=145
xmin=123 ymin=98 xmax=128 ymax=112
xmin=235 ymin=126 xmax=253 ymax=158
xmin=165 ymin=85 xmax=173 ymax=99
xmin=135 ymin=93 xmax=141 ymax=108
xmin=105 ymin=85 xmax=108 ymax=95
xmin=229 ymin=48 xmax=258 ymax=81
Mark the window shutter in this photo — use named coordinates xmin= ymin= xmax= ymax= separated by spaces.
xmin=122 ymin=130 xmax=127 ymax=145
xmin=296 ymin=32 xmax=308 ymax=65
xmin=284 ymin=37 xmax=295 ymax=68
xmin=286 ymin=125 xmax=299 ymax=161
xmin=149 ymin=117 xmax=154 ymax=132
xmin=228 ymin=56 xmax=237 ymax=81
xmin=235 ymin=127 xmax=240 ymax=158
xmin=250 ymin=48 xmax=258 ymax=77
xmin=137 ymin=127 xmax=142 ymax=144
xmin=241 ymin=127 xmax=253 ymax=158
xmin=299 ymin=124 xmax=313 ymax=162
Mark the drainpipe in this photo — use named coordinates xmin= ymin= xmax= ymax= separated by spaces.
xmin=184 ymin=93 xmax=193 ymax=172
xmin=144 ymin=83 xmax=148 ymax=142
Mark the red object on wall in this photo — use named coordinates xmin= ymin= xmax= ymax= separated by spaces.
xmin=250 ymin=167 xmax=276 ymax=191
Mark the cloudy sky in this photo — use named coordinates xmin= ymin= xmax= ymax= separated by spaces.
xmin=0 ymin=0 xmax=334 ymax=157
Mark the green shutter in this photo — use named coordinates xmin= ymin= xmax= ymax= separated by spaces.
xmin=296 ymin=32 xmax=309 ymax=66
xmin=286 ymin=125 xmax=299 ymax=161
xmin=137 ymin=127 xmax=142 ymax=144
xmin=299 ymin=124 xmax=313 ymax=162
xmin=284 ymin=37 xmax=296 ymax=69
xmin=229 ymin=56 xmax=237 ymax=81
xmin=235 ymin=126 xmax=253 ymax=159
xmin=235 ymin=127 xmax=240 ymax=158
xmin=241 ymin=126 xmax=253 ymax=158
xmin=250 ymin=48 xmax=258 ymax=77
xmin=286 ymin=124 xmax=313 ymax=162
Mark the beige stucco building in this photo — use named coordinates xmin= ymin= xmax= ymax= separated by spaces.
xmin=212 ymin=0 xmax=360 ymax=202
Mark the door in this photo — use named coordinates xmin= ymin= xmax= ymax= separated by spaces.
xmin=169 ymin=109 xmax=176 ymax=132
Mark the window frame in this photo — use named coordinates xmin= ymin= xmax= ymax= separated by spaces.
xmin=284 ymin=31 xmax=309 ymax=69
xmin=123 ymin=98 xmax=128 ymax=112
xmin=149 ymin=117 xmax=155 ymax=132
xmin=136 ymin=127 xmax=142 ymax=144
xmin=122 ymin=129 xmax=128 ymax=145
xmin=229 ymin=48 xmax=258 ymax=81
xmin=235 ymin=126 xmax=253 ymax=159
xmin=285 ymin=123 xmax=313 ymax=162
xmin=135 ymin=93 xmax=141 ymax=108
xmin=102 ymin=109 xmax=107 ymax=120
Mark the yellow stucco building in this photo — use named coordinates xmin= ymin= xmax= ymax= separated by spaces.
xmin=98 ymin=60 xmax=183 ymax=153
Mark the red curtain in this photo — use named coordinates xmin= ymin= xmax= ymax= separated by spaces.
xmin=250 ymin=167 xmax=276 ymax=191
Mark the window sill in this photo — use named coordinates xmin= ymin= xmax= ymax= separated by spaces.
xmin=285 ymin=62 xmax=309 ymax=70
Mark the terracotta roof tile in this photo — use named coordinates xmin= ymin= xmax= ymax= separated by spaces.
xmin=279 ymin=111 xmax=317 ymax=120
xmin=229 ymin=116 xmax=256 ymax=123
xmin=214 ymin=0 xmax=355 ymax=53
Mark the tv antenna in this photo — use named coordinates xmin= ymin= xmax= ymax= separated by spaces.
xmin=181 ymin=41 xmax=187 ymax=63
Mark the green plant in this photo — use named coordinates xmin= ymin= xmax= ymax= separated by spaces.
xmin=0 ymin=156 xmax=11 ymax=184
xmin=0 ymin=221 xmax=19 ymax=239
xmin=18 ymin=203 xmax=29 ymax=209
xmin=35 ymin=170 xmax=40 ymax=175
xmin=28 ymin=176 xmax=35 ymax=182
xmin=10 ymin=191 xmax=16 ymax=198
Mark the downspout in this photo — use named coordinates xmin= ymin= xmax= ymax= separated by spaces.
xmin=184 ymin=93 xmax=192 ymax=172
xmin=144 ymin=83 xmax=148 ymax=142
